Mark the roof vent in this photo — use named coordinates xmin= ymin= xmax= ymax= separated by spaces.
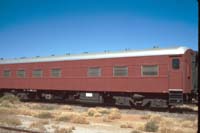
xmin=104 ymin=50 xmax=110 ymax=53
xmin=153 ymin=46 xmax=159 ymax=48
xmin=125 ymin=48 xmax=131 ymax=51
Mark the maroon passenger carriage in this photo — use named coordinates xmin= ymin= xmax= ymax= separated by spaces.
xmin=0 ymin=47 xmax=198 ymax=108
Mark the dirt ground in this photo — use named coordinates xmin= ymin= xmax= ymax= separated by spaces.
xmin=0 ymin=96 xmax=198 ymax=133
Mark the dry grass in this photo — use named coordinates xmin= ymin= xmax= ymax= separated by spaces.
xmin=0 ymin=115 xmax=22 ymax=126
xmin=59 ymin=105 xmax=73 ymax=111
xmin=35 ymin=111 xmax=54 ymax=119
xmin=107 ymin=109 xmax=121 ymax=120
xmin=135 ymin=122 xmax=145 ymax=131
xmin=55 ymin=112 xmax=75 ymax=122
xmin=55 ymin=112 xmax=89 ymax=124
xmin=144 ymin=120 xmax=159 ymax=132
xmin=53 ymin=126 xmax=75 ymax=133
xmin=96 ymin=107 xmax=110 ymax=114
xmin=102 ymin=116 xmax=112 ymax=122
xmin=17 ymin=108 xmax=37 ymax=116
xmin=120 ymin=122 xmax=133 ymax=128
xmin=131 ymin=130 xmax=141 ymax=133
xmin=87 ymin=108 xmax=99 ymax=116
xmin=29 ymin=121 xmax=46 ymax=131
xmin=159 ymin=127 xmax=197 ymax=133
xmin=0 ymin=107 xmax=17 ymax=115
xmin=0 ymin=93 xmax=20 ymax=104
xmin=70 ymin=114 xmax=89 ymax=124
xmin=87 ymin=107 xmax=121 ymax=119
xmin=87 ymin=108 xmax=103 ymax=117
xmin=181 ymin=120 xmax=194 ymax=128
xmin=30 ymin=104 xmax=56 ymax=110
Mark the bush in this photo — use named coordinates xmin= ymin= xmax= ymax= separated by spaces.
xmin=131 ymin=130 xmax=141 ymax=133
xmin=54 ymin=126 xmax=75 ymax=133
xmin=108 ymin=111 xmax=121 ymax=120
xmin=29 ymin=121 xmax=46 ymax=131
xmin=120 ymin=122 xmax=133 ymax=128
xmin=71 ymin=114 xmax=89 ymax=124
xmin=31 ymin=104 xmax=56 ymax=110
xmin=145 ymin=120 xmax=159 ymax=132
xmin=35 ymin=111 xmax=54 ymax=119
xmin=56 ymin=113 xmax=73 ymax=122
xmin=0 ymin=93 xmax=20 ymax=104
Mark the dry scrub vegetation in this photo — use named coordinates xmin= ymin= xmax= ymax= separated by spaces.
xmin=0 ymin=94 xmax=198 ymax=133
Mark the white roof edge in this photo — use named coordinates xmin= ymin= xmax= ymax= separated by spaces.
xmin=0 ymin=46 xmax=190 ymax=64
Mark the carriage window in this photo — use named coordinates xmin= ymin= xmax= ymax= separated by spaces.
xmin=172 ymin=59 xmax=180 ymax=69
xmin=113 ymin=66 xmax=128 ymax=77
xmin=88 ymin=67 xmax=101 ymax=77
xmin=142 ymin=65 xmax=158 ymax=76
xmin=51 ymin=68 xmax=61 ymax=77
xmin=17 ymin=70 xmax=25 ymax=78
xmin=32 ymin=69 xmax=43 ymax=78
xmin=3 ymin=70 xmax=11 ymax=77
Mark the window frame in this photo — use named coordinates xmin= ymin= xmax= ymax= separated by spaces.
xmin=3 ymin=70 xmax=11 ymax=78
xmin=17 ymin=69 xmax=26 ymax=78
xmin=141 ymin=65 xmax=159 ymax=77
xmin=172 ymin=58 xmax=180 ymax=70
xmin=113 ymin=66 xmax=128 ymax=77
xmin=87 ymin=67 xmax=101 ymax=77
xmin=32 ymin=69 xmax=43 ymax=78
xmin=51 ymin=68 xmax=62 ymax=78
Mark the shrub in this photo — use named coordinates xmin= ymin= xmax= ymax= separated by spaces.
xmin=145 ymin=120 xmax=159 ymax=132
xmin=131 ymin=130 xmax=141 ymax=133
xmin=108 ymin=111 xmax=121 ymax=120
xmin=71 ymin=114 xmax=89 ymax=124
xmin=0 ymin=93 xmax=20 ymax=104
xmin=31 ymin=104 xmax=56 ymax=110
xmin=54 ymin=127 xmax=74 ymax=133
xmin=35 ymin=111 xmax=54 ymax=119
xmin=29 ymin=121 xmax=46 ymax=131
xmin=120 ymin=122 xmax=133 ymax=128
xmin=59 ymin=105 xmax=73 ymax=111
xmin=102 ymin=116 xmax=112 ymax=122
xmin=87 ymin=108 xmax=98 ymax=116
xmin=56 ymin=113 xmax=74 ymax=122
xmin=96 ymin=107 xmax=110 ymax=114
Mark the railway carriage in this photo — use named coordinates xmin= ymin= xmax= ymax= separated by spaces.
xmin=0 ymin=47 xmax=198 ymax=108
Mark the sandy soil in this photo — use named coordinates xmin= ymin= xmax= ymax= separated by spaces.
xmin=0 ymin=101 xmax=198 ymax=133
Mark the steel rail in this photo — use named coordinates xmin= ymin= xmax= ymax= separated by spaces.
xmin=0 ymin=125 xmax=41 ymax=133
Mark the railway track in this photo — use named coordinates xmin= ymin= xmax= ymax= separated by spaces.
xmin=0 ymin=125 xmax=41 ymax=133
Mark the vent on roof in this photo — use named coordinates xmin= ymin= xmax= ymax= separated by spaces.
xmin=153 ymin=46 xmax=159 ymax=48
xmin=125 ymin=48 xmax=131 ymax=51
xmin=104 ymin=50 xmax=110 ymax=53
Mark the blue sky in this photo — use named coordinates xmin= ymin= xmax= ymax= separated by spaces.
xmin=0 ymin=0 xmax=198 ymax=58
